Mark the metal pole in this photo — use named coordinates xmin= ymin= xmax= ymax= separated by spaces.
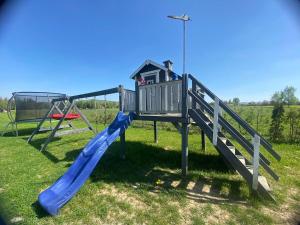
xmin=183 ymin=20 xmax=186 ymax=74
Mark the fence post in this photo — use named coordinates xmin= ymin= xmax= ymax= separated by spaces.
xmin=213 ymin=97 xmax=220 ymax=146
xmin=252 ymin=134 xmax=260 ymax=190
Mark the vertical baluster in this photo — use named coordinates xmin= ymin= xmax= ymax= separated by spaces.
xmin=213 ymin=97 xmax=220 ymax=146
xmin=252 ymin=134 xmax=260 ymax=190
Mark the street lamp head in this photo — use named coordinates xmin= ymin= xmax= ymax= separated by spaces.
xmin=167 ymin=14 xmax=190 ymax=21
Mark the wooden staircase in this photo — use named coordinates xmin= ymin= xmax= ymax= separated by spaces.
xmin=187 ymin=74 xmax=281 ymax=199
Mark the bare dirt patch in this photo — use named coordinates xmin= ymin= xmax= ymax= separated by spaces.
xmin=263 ymin=188 xmax=300 ymax=225
xmin=97 ymin=185 xmax=147 ymax=210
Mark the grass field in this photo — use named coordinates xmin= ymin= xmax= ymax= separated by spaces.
xmin=0 ymin=110 xmax=299 ymax=225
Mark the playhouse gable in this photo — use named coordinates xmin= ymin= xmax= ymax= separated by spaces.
xmin=130 ymin=59 xmax=173 ymax=85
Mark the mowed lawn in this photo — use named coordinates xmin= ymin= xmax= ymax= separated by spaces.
xmin=0 ymin=112 xmax=299 ymax=225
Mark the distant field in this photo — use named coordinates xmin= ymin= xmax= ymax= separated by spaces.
xmin=0 ymin=108 xmax=299 ymax=225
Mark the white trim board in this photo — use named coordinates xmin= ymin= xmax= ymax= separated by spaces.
xmin=140 ymin=69 xmax=160 ymax=83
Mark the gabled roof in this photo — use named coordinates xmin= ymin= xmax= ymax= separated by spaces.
xmin=130 ymin=59 xmax=167 ymax=79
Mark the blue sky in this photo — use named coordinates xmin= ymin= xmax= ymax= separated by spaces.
xmin=0 ymin=0 xmax=299 ymax=101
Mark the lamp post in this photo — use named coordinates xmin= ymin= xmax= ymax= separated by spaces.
xmin=167 ymin=14 xmax=190 ymax=74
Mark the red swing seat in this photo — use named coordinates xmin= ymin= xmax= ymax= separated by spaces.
xmin=49 ymin=113 xmax=81 ymax=120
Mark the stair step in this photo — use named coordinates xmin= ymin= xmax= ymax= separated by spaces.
xmin=235 ymin=155 xmax=246 ymax=165
xmin=219 ymin=137 xmax=227 ymax=143
xmin=227 ymin=146 xmax=235 ymax=153
xmin=205 ymin=121 xmax=211 ymax=125
xmin=246 ymin=164 xmax=253 ymax=170
xmin=248 ymin=169 xmax=271 ymax=191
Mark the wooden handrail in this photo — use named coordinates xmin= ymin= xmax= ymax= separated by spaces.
xmin=188 ymin=74 xmax=281 ymax=161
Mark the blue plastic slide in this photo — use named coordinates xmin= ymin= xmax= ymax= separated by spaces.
xmin=38 ymin=111 xmax=134 ymax=216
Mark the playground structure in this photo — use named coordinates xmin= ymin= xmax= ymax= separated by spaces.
xmin=28 ymin=60 xmax=281 ymax=215
xmin=2 ymin=92 xmax=66 ymax=136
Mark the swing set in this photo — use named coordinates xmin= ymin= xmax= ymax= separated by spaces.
xmin=28 ymin=86 xmax=125 ymax=151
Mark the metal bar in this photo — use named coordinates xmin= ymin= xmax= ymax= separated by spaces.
xmin=252 ymin=134 xmax=260 ymax=190
xmin=213 ymin=97 xmax=219 ymax=146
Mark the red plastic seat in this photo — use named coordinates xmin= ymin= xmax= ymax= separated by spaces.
xmin=49 ymin=113 xmax=81 ymax=120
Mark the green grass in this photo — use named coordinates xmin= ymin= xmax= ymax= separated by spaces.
xmin=0 ymin=111 xmax=299 ymax=225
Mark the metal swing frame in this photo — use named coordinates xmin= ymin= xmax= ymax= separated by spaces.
xmin=1 ymin=92 xmax=66 ymax=136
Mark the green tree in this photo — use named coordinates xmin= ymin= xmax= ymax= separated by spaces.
xmin=271 ymin=91 xmax=284 ymax=105
xmin=283 ymin=86 xmax=298 ymax=106
xmin=269 ymin=103 xmax=285 ymax=142
xmin=232 ymin=97 xmax=240 ymax=106
xmin=286 ymin=109 xmax=298 ymax=142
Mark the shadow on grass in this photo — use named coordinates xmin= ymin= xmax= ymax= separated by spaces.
xmin=32 ymin=140 xmax=246 ymax=218
xmin=2 ymin=127 xmax=37 ymax=137
xmin=25 ymin=136 xmax=62 ymax=150
xmin=31 ymin=201 xmax=51 ymax=219
xmin=88 ymin=141 xmax=246 ymax=203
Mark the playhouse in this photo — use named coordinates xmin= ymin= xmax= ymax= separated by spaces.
xmin=19 ymin=59 xmax=281 ymax=215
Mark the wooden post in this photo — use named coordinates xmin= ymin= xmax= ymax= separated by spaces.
xmin=135 ymin=81 xmax=139 ymax=114
xmin=181 ymin=74 xmax=189 ymax=176
xmin=200 ymin=88 xmax=206 ymax=151
xmin=201 ymin=130 xmax=206 ymax=151
xmin=119 ymin=85 xmax=126 ymax=159
xmin=252 ymin=134 xmax=260 ymax=190
xmin=181 ymin=123 xmax=189 ymax=176
xmin=154 ymin=121 xmax=158 ymax=143
xmin=192 ymin=80 xmax=196 ymax=109
xmin=213 ymin=97 xmax=220 ymax=146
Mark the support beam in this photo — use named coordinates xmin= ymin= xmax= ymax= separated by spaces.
xmin=213 ymin=97 xmax=220 ymax=146
xmin=201 ymin=130 xmax=206 ymax=152
xmin=181 ymin=122 xmax=189 ymax=176
xmin=120 ymin=132 xmax=126 ymax=159
xmin=154 ymin=121 xmax=158 ymax=143
xmin=135 ymin=81 xmax=139 ymax=114
xmin=181 ymin=74 xmax=189 ymax=176
xmin=252 ymin=134 xmax=260 ymax=190
xmin=119 ymin=85 xmax=126 ymax=159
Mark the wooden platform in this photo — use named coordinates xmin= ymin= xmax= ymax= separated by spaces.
xmin=135 ymin=113 xmax=185 ymax=122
